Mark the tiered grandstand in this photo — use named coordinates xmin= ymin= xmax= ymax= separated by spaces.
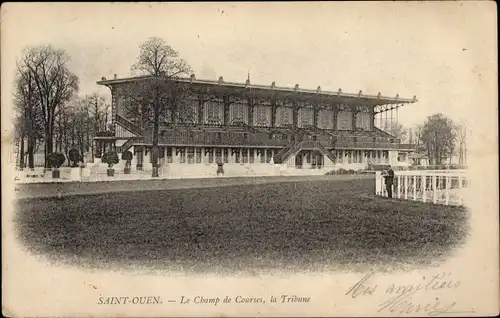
xmin=93 ymin=75 xmax=416 ymax=176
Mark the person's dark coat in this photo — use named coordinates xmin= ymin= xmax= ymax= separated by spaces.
xmin=216 ymin=161 xmax=224 ymax=175
xmin=384 ymin=168 xmax=395 ymax=185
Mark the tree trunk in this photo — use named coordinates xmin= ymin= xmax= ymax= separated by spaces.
xmin=19 ymin=133 xmax=25 ymax=169
xmin=44 ymin=126 xmax=50 ymax=168
xmin=27 ymin=134 xmax=34 ymax=169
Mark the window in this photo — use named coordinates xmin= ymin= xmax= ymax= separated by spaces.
xmin=306 ymin=152 xmax=311 ymax=163
xmin=223 ymin=149 xmax=229 ymax=163
xmin=235 ymin=150 xmax=241 ymax=163
xmin=249 ymin=149 xmax=255 ymax=163
xmin=260 ymin=149 xmax=266 ymax=163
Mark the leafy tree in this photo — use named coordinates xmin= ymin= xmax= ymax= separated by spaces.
xmin=123 ymin=37 xmax=193 ymax=177
xmin=421 ymin=113 xmax=456 ymax=165
xmin=17 ymin=45 xmax=79 ymax=168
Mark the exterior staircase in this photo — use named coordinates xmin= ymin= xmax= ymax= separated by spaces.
xmin=116 ymin=114 xmax=143 ymax=136
xmin=274 ymin=140 xmax=337 ymax=165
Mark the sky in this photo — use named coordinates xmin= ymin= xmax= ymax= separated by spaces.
xmin=1 ymin=2 xmax=497 ymax=130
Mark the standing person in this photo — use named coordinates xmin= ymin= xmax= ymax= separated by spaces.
xmin=383 ymin=165 xmax=395 ymax=198
xmin=216 ymin=159 xmax=224 ymax=176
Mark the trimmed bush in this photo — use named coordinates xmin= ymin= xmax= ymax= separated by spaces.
xmin=47 ymin=152 xmax=66 ymax=169
xmin=47 ymin=152 xmax=66 ymax=179
xmin=68 ymin=148 xmax=80 ymax=167
xmin=122 ymin=151 xmax=133 ymax=167
xmin=102 ymin=151 xmax=119 ymax=169
xmin=122 ymin=150 xmax=133 ymax=174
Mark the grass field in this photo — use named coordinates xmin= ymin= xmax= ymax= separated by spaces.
xmin=14 ymin=177 xmax=469 ymax=274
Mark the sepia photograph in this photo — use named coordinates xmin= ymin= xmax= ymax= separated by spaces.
xmin=2 ymin=2 xmax=498 ymax=317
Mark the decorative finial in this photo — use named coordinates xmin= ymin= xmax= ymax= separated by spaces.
xmin=114 ymin=74 xmax=117 ymax=79
xmin=218 ymin=76 xmax=224 ymax=84
xmin=377 ymin=92 xmax=381 ymax=99
xmin=317 ymin=86 xmax=321 ymax=93
xmin=190 ymin=74 xmax=196 ymax=82
xmin=358 ymin=90 xmax=362 ymax=97
xmin=271 ymin=81 xmax=276 ymax=89
xmin=413 ymin=95 xmax=417 ymax=102
xmin=395 ymin=94 xmax=399 ymax=101
xmin=245 ymin=72 xmax=251 ymax=86
xmin=338 ymin=88 xmax=342 ymax=97
xmin=294 ymin=84 xmax=299 ymax=91
xmin=101 ymin=76 xmax=107 ymax=81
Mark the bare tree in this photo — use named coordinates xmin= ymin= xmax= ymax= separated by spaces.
xmin=18 ymin=45 xmax=79 ymax=167
xmin=86 ymin=93 xmax=111 ymax=132
xmin=123 ymin=37 xmax=193 ymax=177
xmin=384 ymin=121 xmax=407 ymax=141
xmin=455 ymin=121 xmax=467 ymax=166
xmin=13 ymin=63 xmax=44 ymax=168
xmin=421 ymin=113 xmax=456 ymax=165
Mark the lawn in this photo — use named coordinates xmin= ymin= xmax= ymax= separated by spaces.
xmin=14 ymin=178 xmax=469 ymax=274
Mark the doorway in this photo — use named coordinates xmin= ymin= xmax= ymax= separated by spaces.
xmin=295 ymin=153 xmax=303 ymax=168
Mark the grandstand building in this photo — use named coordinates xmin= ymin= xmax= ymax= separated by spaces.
xmin=93 ymin=74 xmax=417 ymax=177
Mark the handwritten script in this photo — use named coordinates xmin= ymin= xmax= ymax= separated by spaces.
xmin=345 ymin=272 xmax=476 ymax=316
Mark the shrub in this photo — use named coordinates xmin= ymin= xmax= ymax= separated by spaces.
xmin=68 ymin=148 xmax=80 ymax=167
xmin=47 ymin=152 xmax=66 ymax=169
xmin=122 ymin=150 xmax=133 ymax=168
xmin=102 ymin=151 xmax=119 ymax=168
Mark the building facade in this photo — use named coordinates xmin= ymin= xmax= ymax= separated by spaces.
xmin=93 ymin=75 xmax=416 ymax=177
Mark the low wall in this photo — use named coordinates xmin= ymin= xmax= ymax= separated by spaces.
xmin=15 ymin=162 xmax=377 ymax=184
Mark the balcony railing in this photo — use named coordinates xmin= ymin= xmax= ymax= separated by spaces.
xmin=137 ymin=128 xmax=415 ymax=150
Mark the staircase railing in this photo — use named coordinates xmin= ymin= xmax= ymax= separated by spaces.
xmin=275 ymin=140 xmax=337 ymax=165
xmin=315 ymin=142 xmax=337 ymax=163
xmin=120 ymin=137 xmax=138 ymax=153
xmin=115 ymin=114 xmax=143 ymax=136
xmin=158 ymin=156 xmax=166 ymax=168
xmin=275 ymin=141 xmax=303 ymax=164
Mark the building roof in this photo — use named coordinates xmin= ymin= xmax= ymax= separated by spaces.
xmin=97 ymin=75 xmax=417 ymax=106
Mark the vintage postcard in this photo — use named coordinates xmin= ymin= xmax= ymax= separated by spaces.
xmin=1 ymin=2 xmax=498 ymax=317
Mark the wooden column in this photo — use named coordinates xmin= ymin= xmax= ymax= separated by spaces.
xmin=248 ymin=98 xmax=254 ymax=127
xmin=333 ymin=104 xmax=338 ymax=131
xmin=110 ymin=86 xmax=117 ymax=130
xmin=198 ymin=93 xmax=204 ymax=124
xmin=223 ymin=95 xmax=230 ymax=126
xmin=313 ymin=104 xmax=319 ymax=128
xmin=352 ymin=105 xmax=357 ymax=131
xmin=370 ymin=108 xmax=375 ymax=131
xmin=293 ymin=101 xmax=299 ymax=126
xmin=271 ymin=102 xmax=277 ymax=128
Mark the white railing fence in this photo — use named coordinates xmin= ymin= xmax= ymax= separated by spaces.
xmin=375 ymin=170 xmax=468 ymax=206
